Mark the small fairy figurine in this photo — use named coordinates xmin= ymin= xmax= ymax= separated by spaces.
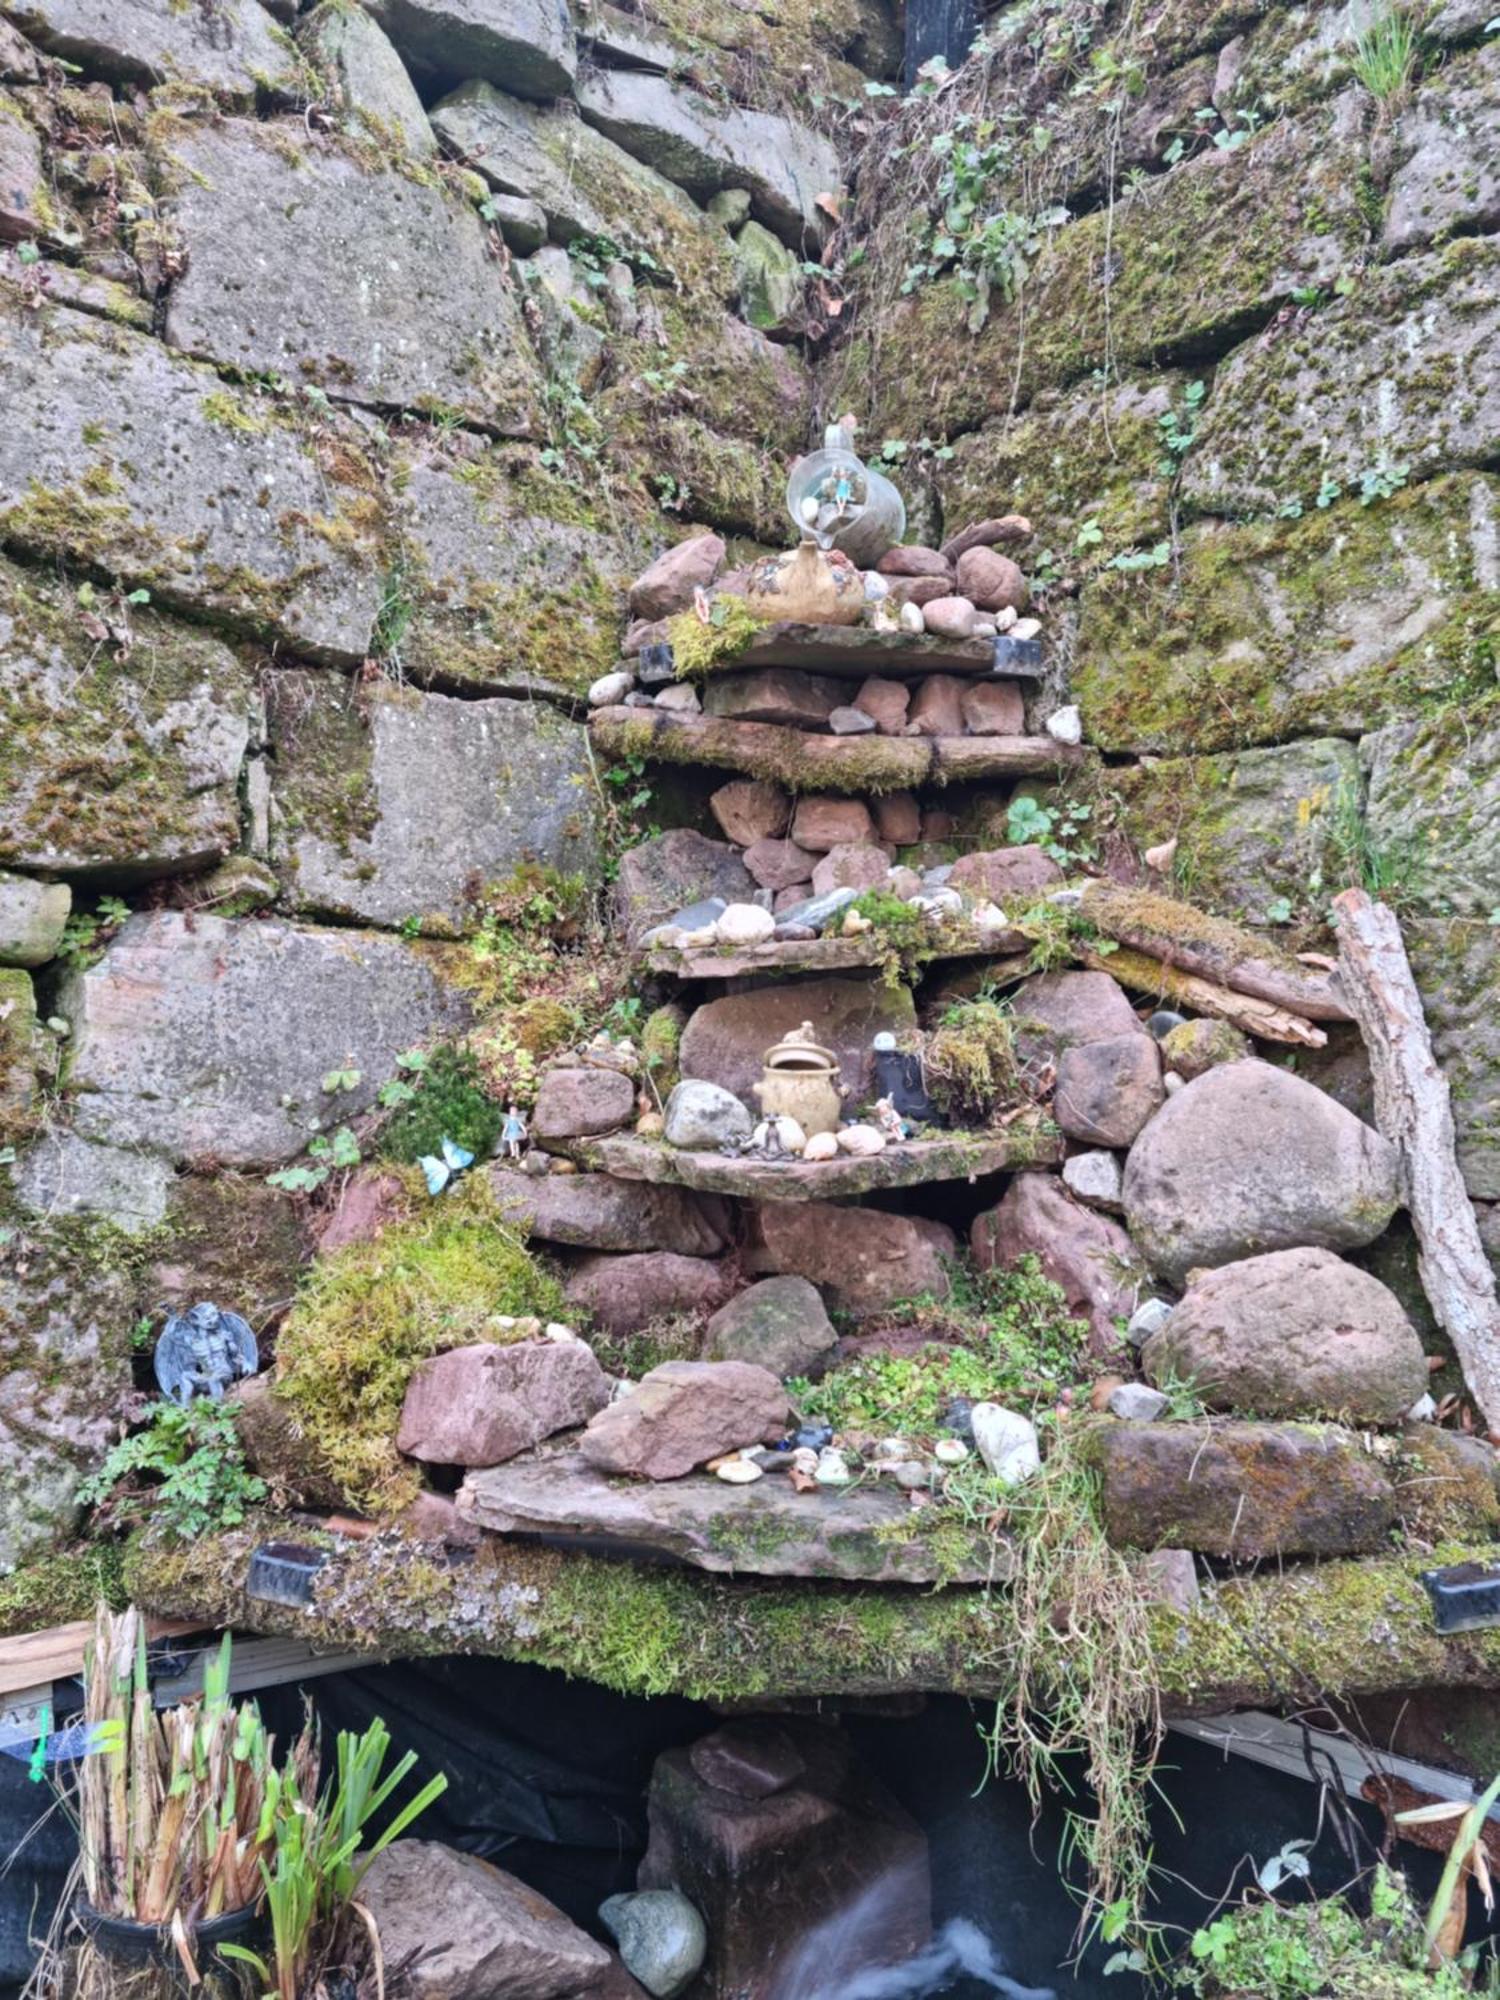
xmin=873 ymin=1096 xmax=909 ymax=1143
xmin=501 ymin=1102 xmax=529 ymax=1161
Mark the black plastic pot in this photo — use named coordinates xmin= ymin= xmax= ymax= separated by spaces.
xmin=77 ymin=1898 xmax=266 ymax=1984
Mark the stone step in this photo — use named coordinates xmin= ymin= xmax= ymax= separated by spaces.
xmin=639 ymin=928 xmax=1030 ymax=981
xmin=459 ymin=1448 xmax=1011 ymax=1584
xmin=589 ymin=708 xmax=1082 ymax=793
xmin=539 ymin=1122 xmax=1063 ymax=1202
xmin=718 ymin=622 xmax=1044 ymax=681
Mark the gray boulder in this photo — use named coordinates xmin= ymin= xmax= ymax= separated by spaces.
xmin=734 ymin=219 xmax=803 ymax=334
xmin=268 ymin=676 xmax=599 ymax=936
xmin=1363 ymin=707 xmax=1500 ymax=921
xmin=1383 ymin=44 xmax=1500 ymax=255
xmin=0 ymin=296 xmax=385 ymax=665
xmin=359 ymin=1841 xmax=615 ymax=2000
xmin=599 ymin=1891 xmax=706 ymax=2000
xmin=14 ymin=1133 xmax=173 ymax=1235
xmin=574 ymin=67 xmax=839 ymax=248
xmin=0 ymin=1239 xmax=133 ymax=1570
xmin=1 ymin=967 xmax=37 ymax=1144
xmin=1143 ymin=1246 xmax=1428 ymax=1425
xmin=0 ymin=871 xmax=69 ymax=966
xmin=614 ymin=830 xmax=754 ymax=944
xmin=1122 ymin=1060 xmax=1401 ymax=1286
xmin=491 ymin=1168 xmax=727 ymax=1256
xmin=58 ymin=912 xmax=470 ymax=1168
xmin=4 ymin=0 xmax=298 ymax=94
xmin=157 ymin=119 xmax=542 ymax=436
xmin=1053 ymin=1032 xmax=1162 ymax=1149
xmin=702 ymin=1276 xmax=837 ymax=1379
xmin=368 ymin=0 xmax=573 ymax=97
xmin=663 ymin=1079 xmax=752 ymax=1151
xmin=299 ymin=2 xmax=435 ymax=156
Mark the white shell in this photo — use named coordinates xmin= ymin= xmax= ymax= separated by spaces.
xmin=994 ymin=606 xmax=1018 ymax=632
xmin=898 ymin=601 xmax=925 ymax=634
xmin=802 ymin=1131 xmax=839 ymax=1162
xmin=934 ymin=1438 xmax=970 ymax=1465
xmin=714 ymin=902 xmax=776 ymax=946
xmin=588 ymin=669 xmax=635 ymax=707
xmin=969 ymin=900 xmax=1010 ymax=935
xmin=716 ymin=1458 xmax=764 ymax=1484
xmin=835 ymin=1124 xmax=886 ymax=1156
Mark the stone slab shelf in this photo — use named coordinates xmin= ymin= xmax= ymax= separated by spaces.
xmin=723 ymin=623 xmax=1044 ymax=681
xmin=640 ymin=928 xmax=1031 ymax=980
xmin=459 ymin=1449 xmax=1013 ymax=1585
xmin=590 ymin=707 xmax=1081 ymax=792
xmin=543 ymin=1122 xmax=1063 ymax=1199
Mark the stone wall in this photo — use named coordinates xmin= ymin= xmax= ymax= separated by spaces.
xmin=0 ymin=0 xmax=892 ymax=1569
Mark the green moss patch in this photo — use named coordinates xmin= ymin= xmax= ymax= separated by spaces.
xmin=0 ymin=1546 xmax=126 ymax=1637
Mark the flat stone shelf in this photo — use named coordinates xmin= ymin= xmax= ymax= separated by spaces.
xmin=590 ymin=707 xmax=1081 ymax=793
xmin=459 ymin=1449 xmax=1013 ymax=1585
xmin=725 ymin=623 xmax=1044 ymax=681
xmin=546 ymin=1122 xmax=1062 ymax=1200
xmin=640 ymin=928 xmax=1030 ymax=980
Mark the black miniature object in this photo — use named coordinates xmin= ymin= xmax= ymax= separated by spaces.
xmin=154 ymin=1302 xmax=258 ymax=1404
xmin=247 ymin=1541 xmax=327 ymax=1609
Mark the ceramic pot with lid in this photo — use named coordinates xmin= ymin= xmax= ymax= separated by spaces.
xmin=751 ymin=1022 xmax=847 ymax=1137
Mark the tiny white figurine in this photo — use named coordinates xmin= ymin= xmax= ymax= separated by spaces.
xmin=501 ymin=1103 xmax=528 ymax=1161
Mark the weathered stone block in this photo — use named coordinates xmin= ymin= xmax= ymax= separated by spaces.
xmin=1185 ymin=239 xmax=1500 ymax=517
xmin=0 ymin=287 xmax=386 ymax=663
xmin=575 ymin=68 xmax=839 ymax=247
xmin=367 ymin=0 xmax=573 ymax=97
xmin=579 ymin=1358 xmax=786 ymax=1476
xmin=14 ymin=1132 xmax=172 ymax=1232
xmin=2 ymin=0 xmax=299 ymax=95
xmin=1109 ymin=738 xmax=1362 ymax=923
xmin=1143 ymin=1247 xmax=1428 ymax=1425
xmin=0 ymin=870 xmax=69 ymax=966
xmin=0 ymin=552 xmax=257 ymax=877
xmin=157 ymin=119 xmax=542 ymax=436
xmin=1073 ymin=475 xmax=1499 ymax=754
xmin=1363 ymin=705 xmax=1500 ymax=921
xmin=971 ymin=1172 xmax=1140 ymax=1355
xmin=0 ymin=85 xmax=52 ymax=242
xmin=1384 ymin=44 xmax=1500 ymax=253
xmin=532 ymin=1067 xmax=636 ymax=1142
xmin=702 ymin=1275 xmax=836 ymax=1379
xmin=58 ymin=912 xmax=470 ymax=1167
xmin=299 ymin=2 xmax=435 ymax=157
xmin=756 ymin=1202 xmax=953 ymax=1313
xmin=613 ymin=829 xmax=755 ymax=942
xmin=0 ymin=966 xmax=38 ymax=1143
xmin=491 ymin=1167 xmax=728 ymax=1256
xmin=397 ymin=1340 xmax=610 ymax=1466
xmin=1406 ymin=919 xmax=1500 ymax=1201
xmin=268 ymin=675 xmax=599 ymax=936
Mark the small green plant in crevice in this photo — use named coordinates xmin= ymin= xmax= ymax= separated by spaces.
xmin=925 ymin=996 xmax=1025 ymax=1124
xmin=370 ymin=566 xmax=415 ymax=672
xmin=77 ymin=1398 xmax=267 ymax=1541
xmin=1163 ymin=102 xmax=1265 ymax=165
xmin=265 ymin=1124 xmax=361 ymax=1195
xmin=379 ymin=1043 xmax=503 ymax=1164
xmin=1358 ymin=455 xmax=1412 ymax=505
xmin=1156 ymin=379 xmax=1206 ymax=477
xmin=57 ymin=895 xmax=131 ymax=971
xmin=1005 ymin=794 xmax=1096 ymax=869
xmin=666 ymin=595 xmax=764 ymax=678
xmin=849 ymin=889 xmax=936 ymax=986
xmin=1350 ymin=4 xmax=1423 ymax=103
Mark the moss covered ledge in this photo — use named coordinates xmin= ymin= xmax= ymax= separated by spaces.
xmin=124 ymin=1520 xmax=1500 ymax=1715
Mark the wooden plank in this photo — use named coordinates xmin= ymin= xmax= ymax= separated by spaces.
xmin=589 ymin=707 xmax=1080 ymax=792
xmin=640 ymin=927 xmax=1030 ymax=981
xmin=0 ymin=1616 xmax=203 ymax=1697
xmin=548 ymin=1122 xmax=1063 ymax=1201
xmin=727 ymin=622 xmax=1044 ymax=680
xmin=1333 ymin=887 xmax=1500 ymax=1433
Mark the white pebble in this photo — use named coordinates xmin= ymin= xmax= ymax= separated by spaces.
xmin=714 ymin=902 xmax=776 ymax=946
xmin=898 ymin=601 xmax=925 ymax=634
xmin=716 ymin=1458 xmax=764 ymax=1484
xmin=835 ymin=1124 xmax=886 ymax=1156
xmin=588 ymin=669 xmax=635 ymax=707
xmin=544 ymin=1322 xmax=583 ymax=1344
xmin=1127 ymin=1298 xmax=1174 ymax=1347
xmin=655 ymin=683 xmax=701 ymax=713
xmin=1010 ymin=617 xmax=1041 ymax=641
xmin=934 ymin=1438 xmax=969 ymax=1465
xmin=993 ymin=606 xmax=1018 ymax=632
xmin=1406 ymin=1392 xmax=1438 ymax=1422
xmin=802 ymin=1131 xmax=839 ymax=1162
xmin=971 ymin=1404 xmax=1040 ymax=1486
xmin=815 ymin=1448 xmax=852 ymax=1486
xmin=1045 ymin=705 xmax=1083 ymax=746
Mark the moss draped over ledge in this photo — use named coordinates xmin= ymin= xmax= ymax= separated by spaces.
xmin=124 ymin=1519 xmax=1500 ymax=1716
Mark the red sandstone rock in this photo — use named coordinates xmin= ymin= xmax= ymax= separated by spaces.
xmin=949 ymin=844 xmax=1063 ymax=904
xmin=580 ymin=1359 xmax=788 ymax=1478
xmin=397 ymin=1340 xmax=611 ymax=1466
xmin=743 ymin=836 xmax=818 ymax=891
xmin=959 ymin=681 xmax=1025 ymax=735
xmin=956 ymin=546 xmax=1030 ymax=614
xmin=1053 ymin=1033 xmax=1163 ymax=1149
xmin=532 ymin=1066 xmax=636 ymax=1141
xmin=917 ymin=596 xmax=977 ymax=639
xmin=789 ymin=796 xmax=876 ymax=852
xmin=628 ymin=533 xmax=725 ymax=619
xmin=565 ymin=1252 xmax=733 ymax=1337
xmin=876 ymin=545 xmax=952 ymax=579
xmin=757 ymin=1201 xmax=955 ymax=1312
xmin=852 ymin=676 xmax=911 ymax=735
xmin=811 ymin=842 xmax=890 ymax=896
xmin=972 ymin=1173 xmax=1142 ymax=1354
xmin=939 ymin=514 xmax=1032 ymax=564
xmin=709 ymin=779 xmax=790 ymax=846
xmin=871 ymin=791 xmax=921 ymax=845
xmin=906 ymin=674 xmax=966 ymax=736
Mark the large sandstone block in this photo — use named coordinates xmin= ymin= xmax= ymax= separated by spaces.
xmin=564 ymin=1251 xmax=731 ymax=1336
xmin=2 ymin=0 xmax=298 ymax=95
xmin=14 ymin=1132 xmax=173 ymax=1233
xmin=579 ymin=1358 xmax=787 ymax=1477
xmin=971 ymin=1172 xmax=1140 ymax=1355
xmin=397 ymin=1340 xmax=610 ymax=1466
xmin=157 ymin=120 xmax=543 ymax=435
xmin=1184 ymin=239 xmax=1500 ymax=518
xmin=1122 ymin=1060 xmax=1401 ymax=1287
xmin=0 ymin=286 xmax=386 ymax=663
xmin=702 ymin=1276 xmax=836 ymax=1379
xmin=574 ymin=68 xmax=839 ymax=248
xmin=268 ymin=676 xmax=599 ymax=936
xmin=1363 ymin=706 xmax=1500 ymax=921
xmin=0 ymin=1236 xmax=133 ymax=1570
xmin=756 ymin=1202 xmax=954 ymax=1312
xmin=1091 ymin=1420 xmax=1397 ymax=1559
xmin=1384 ymin=45 xmax=1500 ymax=254
xmin=1072 ymin=473 xmax=1498 ymax=755
xmin=299 ymin=2 xmax=435 ymax=157
xmin=367 ymin=0 xmax=573 ymax=97
xmin=1143 ymin=1248 xmax=1428 ymax=1425
xmin=491 ymin=1168 xmax=727 ymax=1257
xmin=680 ymin=977 xmax=914 ymax=1106
xmin=58 ymin=912 xmax=470 ymax=1167
xmin=428 ymin=82 xmax=734 ymax=297
xmin=392 ymin=439 xmax=639 ymax=699
xmin=0 ymin=552 xmax=256 ymax=878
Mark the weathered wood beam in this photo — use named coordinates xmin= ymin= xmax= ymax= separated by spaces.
xmin=1333 ymin=888 xmax=1500 ymax=1432
xmin=589 ymin=707 xmax=1082 ymax=793
xmin=1078 ymin=880 xmax=1353 ymax=1020
xmin=1078 ymin=946 xmax=1327 ymax=1048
